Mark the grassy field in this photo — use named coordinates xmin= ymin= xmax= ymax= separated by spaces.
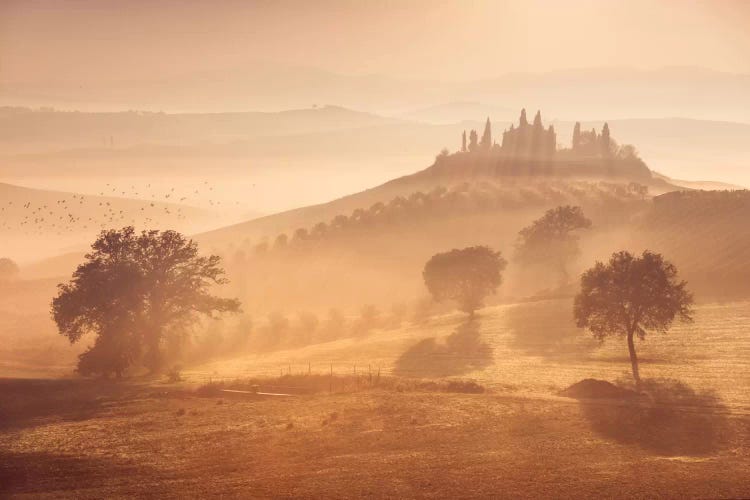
xmin=1 ymin=378 xmax=748 ymax=499
xmin=187 ymin=298 xmax=750 ymax=413
xmin=3 ymin=298 xmax=750 ymax=498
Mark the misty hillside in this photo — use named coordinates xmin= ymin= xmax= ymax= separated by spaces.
xmin=196 ymin=131 xmax=671 ymax=250
xmin=191 ymin=125 xmax=750 ymax=319
xmin=0 ymin=182 xmax=215 ymax=263
xmin=631 ymin=190 xmax=750 ymax=297
xmin=3 ymin=107 xmax=749 ymax=196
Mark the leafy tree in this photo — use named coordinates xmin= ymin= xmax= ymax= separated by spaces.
xmin=311 ymin=222 xmax=328 ymax=239
xmin=423 ymin=246 xmax=507 ymax=316
xmin=386 ymin=302 xmax=408 ymax=329
xmin=354 ymin=304 xmax=381 ymax=335
xmin=468 ymin=129 xmax=479 ymax=152
xmin=322 ymin=308 xmax=347 ymax=341
xmin=515 ymin=205 xmax=592 ymax=285
xmin=480 ymin=117 xmax=492 ymax=150
xmin=295 ymin=311 xmax=319 ymax=346
xmin=330 ymin=214 xmax=349 ymax=230
xmin=292 ymin=227 xmax=309 ymax=242
xmin=574 ymin=250 xmax=694 ymax=385
xmin=617 ymin=144 xmax=639 ymax=160
xmin=253 ymin=240 xmax=269 ymax=255
xmin=274 ymin=233 xmax=288 ymax=250
xmin=0 ymin=258 xmax=20 ymax=282
xmin=52 ymin=227 xmax=240 ymax=376
xmin=627 ymin=182 xmax=649 ymax=199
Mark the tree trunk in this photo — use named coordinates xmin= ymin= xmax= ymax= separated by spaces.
xmin=627 ymin=330 xmax=641 ymax=387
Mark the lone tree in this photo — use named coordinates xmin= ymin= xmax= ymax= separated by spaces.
xmin=515 ymin=205 xmax=592 ymax=285
xmin=52 ymin=227 xmax=240 ymax=376
xmin=423 ymin=246 xmax=507 ymax=316
xmin=574 ymin=250 xmax=693 ymax=386
xmin=0 ymin=258 xmax=20 ymax=282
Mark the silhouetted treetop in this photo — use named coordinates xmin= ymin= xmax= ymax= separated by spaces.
xmin=454 ymin=111 xmax=636 ymax=161
xmin=480 ymin=117 xmax=492 ymax=151
xmin=515 ymin=205 xmax=592 ymax=284
xmin=574 ymin=250 xmax=693 ymax=384
xmin=423 ymin=246 xmax=507 ymax=315
xmin=0 ymin=257 xmax=20 ymax=282
xmin=52 ymin=227 xmax=240 ymax=376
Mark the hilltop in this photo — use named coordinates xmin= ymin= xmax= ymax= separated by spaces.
xmin=197 ymin=109 xmax=673 ymax=248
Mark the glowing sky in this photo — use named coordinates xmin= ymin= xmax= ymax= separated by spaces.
xmin=2 ymin=0 xmax=749 ymax=85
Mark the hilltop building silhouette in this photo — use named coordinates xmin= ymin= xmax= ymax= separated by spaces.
xmin=461 ymin=109 xmax=613 ymax=159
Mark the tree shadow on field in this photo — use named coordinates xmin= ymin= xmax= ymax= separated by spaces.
xmin=393 ymin=317 xmax=492 ymax=378
xmin=0 ymin=378 xmax=134 ymax=432
xmin=505 ymin=299 xmax=599 ymax=360
xmin=579 ymin=378 xmax=732 ymax=456
xmin=0 ymin=450 xmax=167 ymax=497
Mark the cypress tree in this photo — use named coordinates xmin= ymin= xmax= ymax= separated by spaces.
xmin=531 ymin=111 xmax=544 ymax=156
xmin=468 ymin=129 xmax=479 ymax=152
xmin=533 ymin=110 xmax=543 ymax=128
xmin=480 ymin=117 xmax=492 ymax=151
xmin=572 ymin=122 xmax=581 ymax=151
xmin=503 ymin=124 xmax=514 ymax=150
xmin=461 ymin=130 xmax=467 ymax=152
xmin=547 ymin=125 xmax=556 ymax=155
xmin=600 ymin=122 xmax=611 ymax=156
xmin=519 ymin=108 xmax=528 ymax=127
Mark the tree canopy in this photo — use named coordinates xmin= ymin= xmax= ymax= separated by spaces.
xmin=0 ymin=258 xmax=20 ymax=282
xmin=52 ymin=227 xmax=240 ymax=376
xmin=423 ymin=246 xmax=507 ymax=316
xmin=515 ymin=205 xmax=592 ymax=284
xmin=573 ymin=250 xmax=693 ymax=384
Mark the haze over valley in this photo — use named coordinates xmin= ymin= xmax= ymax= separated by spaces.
xmin=2 ymin=1 xmax=750 ymax=498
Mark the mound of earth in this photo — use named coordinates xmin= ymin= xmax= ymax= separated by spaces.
xmin=560 ymin=379 xmax=638 ymax=400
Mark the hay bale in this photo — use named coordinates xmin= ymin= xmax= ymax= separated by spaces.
xmin=560 ymin=379 xmax=638 ymax=400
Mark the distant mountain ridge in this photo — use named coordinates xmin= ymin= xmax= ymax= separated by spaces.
xmin=0 ymin=105 xmax=402 ymax=154
xmin=4 ymin=65 xmax=749 ymax=122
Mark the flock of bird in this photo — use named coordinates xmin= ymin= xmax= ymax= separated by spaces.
xmin=0 ymin=180 xmax=237 ymax=236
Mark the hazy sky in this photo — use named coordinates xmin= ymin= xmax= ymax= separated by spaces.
xmin=2 ymin=0 xmax=749 ymax=85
